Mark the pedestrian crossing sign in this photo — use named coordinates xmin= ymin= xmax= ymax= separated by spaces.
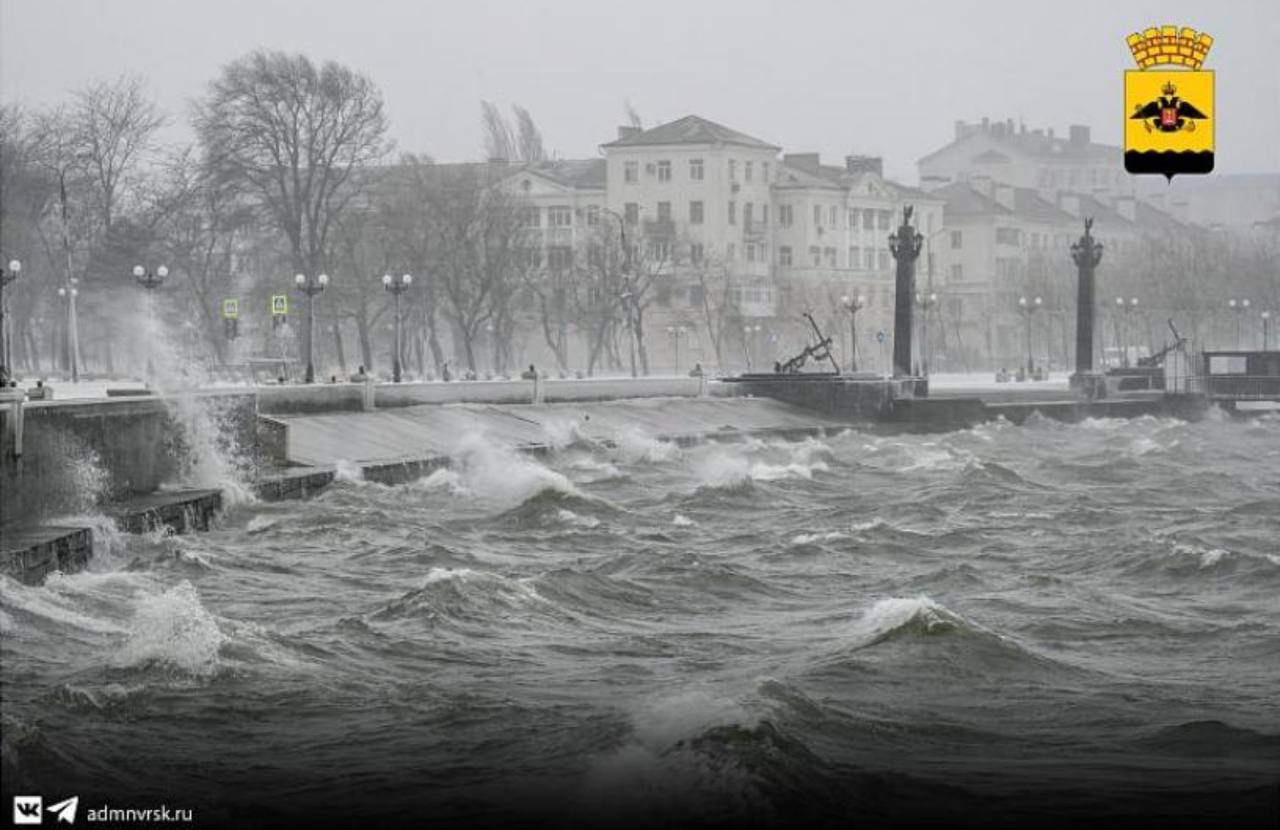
xmin=271 ymin=295 xmax=288 ymax=316
xmin=222 ymin=298 xmax=239 ymax=319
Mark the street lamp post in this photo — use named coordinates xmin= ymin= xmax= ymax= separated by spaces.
xmin=1227 ymin=298 xmax=1250 ymax=349
xmin=1018 ymin=296 xmax=1043 ymax=375
xmin=666 ymin=325 xmax=688 ymax=375
xmin=840 ymin=294 xmax=865 ymax=373
xmin=0 ymin=259 xmax=20 ymax=383
xmin=382 ymin=273 xmax=413 ymax=383
xmin=133 ymin=264 xmax=169 ymax=382
xmin=1263 ymin=310 xmax=1272 ymax=350
xmin=57 ymin=279 xmax=82 ymax=383
xmin=915 ymin=291 xmax=939 ymax=376
xmin=743 ymin=323 xmax=762 ymax=371
xmin=294 ymin=272 xmax=329 ymax=383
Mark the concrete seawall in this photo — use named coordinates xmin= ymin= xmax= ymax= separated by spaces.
xmin=0 ymin=392 xmax=256 ymax=525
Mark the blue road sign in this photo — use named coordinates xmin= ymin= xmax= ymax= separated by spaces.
xmin=876 ymin=331 xmax=887 ymax=343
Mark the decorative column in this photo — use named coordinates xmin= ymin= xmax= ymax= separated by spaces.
xmin=888 ymin=206 xmax=923 ymax=379
xmin=1070 ymin=218 xmax=1104 ymax=392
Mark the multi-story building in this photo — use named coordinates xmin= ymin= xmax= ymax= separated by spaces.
xmin=919 ymin=117 xmax=1133 ymax=199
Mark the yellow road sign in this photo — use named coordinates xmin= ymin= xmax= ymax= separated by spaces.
xmin=271 ymin=294 xmax=288 ymax=316
xmin=222 ymin=298 xmax=239 ymax=319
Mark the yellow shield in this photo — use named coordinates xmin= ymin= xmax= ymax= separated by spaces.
xmin=1124 ymin=69 xmax=1214 ymax=178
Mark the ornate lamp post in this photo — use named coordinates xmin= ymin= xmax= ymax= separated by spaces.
xmin=915 ymin=291 xmax=939 ymax=376
xmin=0 ymin=258 xmax=20 ymax=382
xmin=1113 ymin=296 xmax=1138 ymax=367
xmin=294 ymin=272 xmax=329 ymax=383
xmin=1018 ymin=296 xmax=1043 ymax=375
xmin=744 ymin=322 xmax=762 ymax=371
xmin=382 ymin=273 xmax=413 ymax=383
xmin=133 ymin=264 xmax=169 ymax=381
xmin=1228 ymin=298 xmax=1250 ymax=349
xmin=666 ymin=325 xmax=688 ymax=375
xmin=1263 ymin=310 xmax=1272 ymax=350
xmin=57 ymin=279 xmax=82 ymax=383
xmin=840 ymin=293 xmax=865 ymax=373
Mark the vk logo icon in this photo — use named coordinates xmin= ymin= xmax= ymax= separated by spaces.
xmin=13 ymin=795 xmax=43 ymax=824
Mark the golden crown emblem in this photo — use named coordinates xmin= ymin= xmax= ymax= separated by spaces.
xmin=1126 ymin=25 xmax=1213 ymax=69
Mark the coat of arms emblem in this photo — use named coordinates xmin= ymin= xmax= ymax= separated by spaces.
xmin=1124 ymin=25 xmax=1214 ymax=179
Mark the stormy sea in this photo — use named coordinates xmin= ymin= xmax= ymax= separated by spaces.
xmin=3 ymin=411 xmax=1278 ymax=829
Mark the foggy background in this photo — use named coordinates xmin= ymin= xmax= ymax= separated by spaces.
xmin=3 ymin=0 xmax=1278 ymax=179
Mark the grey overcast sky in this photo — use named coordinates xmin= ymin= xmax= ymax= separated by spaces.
xmin=3 ymin=0 xmax=1278 ymax=181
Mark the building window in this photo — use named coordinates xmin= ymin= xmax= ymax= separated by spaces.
xmin=690 ymin=242 xmax=704 ymax=263
xmin=728 ymin=201 xmax=736 ymax=225
xmin=779 ymin=204 xmax=793 ymax=227
xmin=586 ymin=205 xmax=600 ymax=226
xmin=656 ymin=285 xmax=672 ymax=307
xmin=849 ymin=246 xmax=859 ymax=268
xmin=746 ymin=243 xmax=756 ymax=262
xmin=548 ymin=206 xmax=572 ymax=227
xmin=762 ymin=162 xmax=770 ymax=182
xmin=690 ymin=201 xmax=704 ymax=224
xmin=779 ymin=245 xmax=793 ymax=266
xmin=864 ymin=249 xmax=875 ymax=270
xmin=996 ymin=227 xmax=1021 ymax=246
xmin=519 ymin=206 xmax=541 ymax=227
xmin=878 ymin=210 xmax=891 ymax=229
xmin=689 ymin=284 xmax=705 ymax=306
xmin=809 ymin=245 xmax=821 ymax=266
xmin=849 ymin=209 xmax=859 ymax=228
xmin=761 ymin=205 xmax=769 ymax=226
xmin=878 ymin=249 xmax=889 ymax=270
xmin=951 ymin=264 xmax=964 ymax=281
xmin=690 ymin=158 xmax=704 ymax=181
xmin=829 ymin=206 xmax=838 ymax=227
xmin=729 ymin=159 xmax=737 ymax=181
xmin=863 ymin=211 xmax=874 ymax=230
xmin=950 ymin=230 xmax=963 ymax=249
xmin=824 ymin=247 xmax=836 ymax=267
xmin=649 ymin=239 xmax=672 ymax=260
xmin=548 ymin=246 xmax=573 ymax=270
xmin=657 ymin=201 xmax=672 ymax=223
xmin=656 ymin=160 xmax=671 ymax=182
xmin=743 ymin=202 xmax=754 ymax=227
xmin=624 ymin=161 xmax=638 ymax=183
xmin=813 ymin=204 xmax=822 ymax=227
xmin=624 ymin=203 xmax=639 ymax=225
xmin=745 ymin=161 xmax=753 ymax=182
xmin=727 ymin=243 xmax=736 ymax=261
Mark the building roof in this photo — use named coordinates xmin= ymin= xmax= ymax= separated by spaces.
xmin=774 ymin=161 xmax=938 ymax=203
xmin=918 ymin=121 xmax=1120 ymax=166
xmin=933 ymin=181 xmax=1074 ymax=225
xmin=601 ymin=114 xmax=780 ymax=150
xmin=518 ymin=158 xmax=606 ymax=190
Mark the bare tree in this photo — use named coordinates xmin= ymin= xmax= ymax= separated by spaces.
xmin=481 ymin=101 xmax=516 ymax=162
xmin=72 ymin=76 xmax=165 ymax=234
xmin=512 ymin=105 xmax=546 ymax=163
xmin=194 ymin=50 xmax=390 ymax=278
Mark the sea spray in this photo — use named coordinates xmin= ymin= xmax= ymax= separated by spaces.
xmin=114 ymin=581 xmax=224 ymax=676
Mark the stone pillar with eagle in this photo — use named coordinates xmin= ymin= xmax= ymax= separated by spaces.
xmin=1070 ymin=217 xmax=1105 ymax=397
xmin=889 ymin=206 xmax=924 ymax=382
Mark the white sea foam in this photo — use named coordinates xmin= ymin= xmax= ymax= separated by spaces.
xmin=557 ymin=508 xmax=601 ymax=529
xmin=449 ymin=433 xmax=577 ymax=502
xmin=850 ymin=596 xmax=958 ymax=646
xmin=614 ymin=427 xmax=679 ymax=464
xmin=790 ymin=530 xmax=847 ymax=545
xmin=114 ymin=581 xmax=224 ymax=676
xmin=672 ymin=514 xmax=696 ymax=527
xmin=333 ymin=458 xmax=366 ymax=484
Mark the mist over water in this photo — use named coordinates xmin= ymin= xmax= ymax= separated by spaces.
xmin=2 ymin=414 xmax=1279 ymax=827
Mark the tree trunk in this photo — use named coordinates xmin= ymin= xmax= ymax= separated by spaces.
xmin=332 ymin=319 xmax=347 ymax=375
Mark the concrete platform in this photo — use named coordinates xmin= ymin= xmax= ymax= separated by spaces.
xmin=107 ymin=488 xmax=224 ymax=534
xmin=0 ymin=525 xmax=92 ymax=585
xmin=274 ymin=397 xmax=851 ymax=467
